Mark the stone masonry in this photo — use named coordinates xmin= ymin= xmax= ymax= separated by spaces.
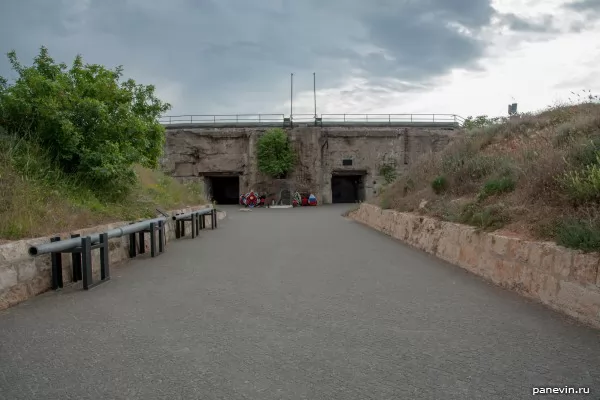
xmin=350 ymin=203 xmax=600 ymax=329
xmin=161 ymin=126 xmax=458 ymax=203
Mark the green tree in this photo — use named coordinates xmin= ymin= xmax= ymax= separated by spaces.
xmin=463 ymin=115 xmax=503 ymax=130
xmin=0 ymin=46 xmax=171 ymax=197
xmin=257 ymin=128 xmax=296 ymax=178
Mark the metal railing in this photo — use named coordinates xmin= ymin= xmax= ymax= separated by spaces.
xmin=172 ymin=208 xmax=217 ymax=239
xmin=160 ymin=113 xmax=466 ymax=127
xmin=28 ymin=217 xmax=168 ymax=291
xmin=159 ymin=114 xmax=285 ymax=125
xmin=27 ymin=208 xmax=219 ymax=292
xmin=319 ymin=113 xmax=465 ymax=125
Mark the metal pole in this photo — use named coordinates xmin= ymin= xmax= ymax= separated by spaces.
xmin=313 ymin=72 xmax=317 ymax=118
xmin=290 ymin=73 xmax=294 ymax=121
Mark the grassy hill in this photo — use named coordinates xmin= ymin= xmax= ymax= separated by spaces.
xmin=0 ymin=132 xmax=206 ymax=241
xmin=378 ymin=102 xmax=600 ymax=252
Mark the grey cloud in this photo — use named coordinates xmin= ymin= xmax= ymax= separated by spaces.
xmin=0 ymin=0 xmax=570 ymax=115
xmin=498 ymin=13 xmax=558 ymax=33
xmin=566 ymin=0 xmax=600 ymax=12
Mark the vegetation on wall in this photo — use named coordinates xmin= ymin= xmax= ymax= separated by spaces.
xmin=379 ymin=164 xmax=397 ymax=184
xmin=256 ymin=128 xmax=296 ymax=179
xmin=0 ymin=47 xmax=206 ymax=239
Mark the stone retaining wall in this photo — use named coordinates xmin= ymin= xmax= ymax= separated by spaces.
xmin=0 ymin=205 xmax=225 ymax=311
xmin=350 ymin=203 xmax=600 ymax=329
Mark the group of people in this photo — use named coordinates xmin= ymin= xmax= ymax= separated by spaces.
xmin=239 ymin=191 xmax=318 ymax=208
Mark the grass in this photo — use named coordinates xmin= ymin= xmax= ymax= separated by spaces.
xmin=0 ymin=133 xmax=207 ymax=240
xmin=377 ymin=101 xmax=600 ymax=252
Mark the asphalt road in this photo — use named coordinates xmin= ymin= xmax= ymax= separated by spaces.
xmin=1 ymin=205 xmax=599 ymax=399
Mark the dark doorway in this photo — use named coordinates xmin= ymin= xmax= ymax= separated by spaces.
xmin=206 ymin=176 xmax=240 ymax=205
xmin=331 ymin=175 xmax=364 ymax=203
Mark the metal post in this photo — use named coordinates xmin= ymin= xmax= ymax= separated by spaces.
xmin=138 ymin=231 xmax=145 ymax=254
xmin=181 ymin=218 xmax=186 ymax=237
xmin=313 ymin=72 xmax=317 ymax=118
xmin=129 ymin=227 xmax=137 ymax=258
xmin=150 ymin=222 xmax=157 ymax=257
xmin=50 ymin=237 xmax=62 ymax=290
xmin=191 ymin=214 xmax=196 ymax=239
xmin=71 ymin=234 xmax=82 ymax=282
xmin=158 ymin=220 xmax=165 ymax=253
xmin=175 ymin=218 xmax=181 ymax=239
xmin=195 ymin=213 xmax=200 ymax=236
xmin=82 ymin=237 xmax=92 ymax=290
xmin=99 ymin=233 xmax=109 ymax=281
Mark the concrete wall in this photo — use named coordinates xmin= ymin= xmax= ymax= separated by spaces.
xmin=161 ymin=126 xmax=458 ymax=203
xmin=0 ymin=205 xmax=224 ymax=310
xmin=350 ymin=203 xmax=600 ymax=329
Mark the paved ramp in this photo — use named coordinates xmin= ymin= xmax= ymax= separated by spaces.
xmin=1 ymin=206 xmax=599 ymax=399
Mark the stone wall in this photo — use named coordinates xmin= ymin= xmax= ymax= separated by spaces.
xmin=350 ymin=203 xmax=600 ymax=329
xmin=0 ymin=205 xmax=224 ymax=311
xmin=161 ymin=126 xmax=457 ymax=203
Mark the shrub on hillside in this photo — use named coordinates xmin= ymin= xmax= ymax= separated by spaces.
xmin=0 ymin=47 xmax=171 ymax=198
xmin=431 ymin=176 xmax=448 ymax=194
xmin=478 ymin=176 xmax=516 ymax=200
xmin=256 ymin=128 xmax=296 ymax=179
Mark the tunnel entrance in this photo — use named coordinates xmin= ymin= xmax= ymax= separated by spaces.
xmin=331 ymin=173 xmax=365 ymax=204
xmin=205 ymin=175 xmax=240 ymax=205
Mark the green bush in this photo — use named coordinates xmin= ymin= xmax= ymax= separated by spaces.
xmin=0 ymin=47 xmax=170 ymax=198
xmin=567 ymin=139 xmax=600 ymax=167
xmin=559 ymin=154 xmax=600 ymax=203
xmin=379 ymin=164 xmax=396 ymax=184
xmin=478 ymin=176 xmax=516 ymax=200
xmin=256 ymin=128 xmax=296 ymax=178
xmin=431 ymin=176 xmax=448 ymax=194
xmin=554 ymin=218 xmax=600 ymax=252
xmin=457 ymin=203 xmax=510 ymax=231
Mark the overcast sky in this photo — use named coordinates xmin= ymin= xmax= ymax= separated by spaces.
xmin=1 ymin=0 xmax=599 ymax=118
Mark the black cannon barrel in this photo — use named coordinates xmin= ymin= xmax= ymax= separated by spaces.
xmin=28 ymin=217 xmax=167 ymax=256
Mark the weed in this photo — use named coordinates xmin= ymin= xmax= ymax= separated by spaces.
xmin=0 ymin=135 xmax=206 ymax=239
xmin=457 ymin=203 xmax=510 ymax=231
xmin=431 ymin=176 xmax=448 ymax=194
xmin=559 ymin=154 xmax=600 ymax=203
xmin=379 ymin=164 xmax=397 ymax=184
xmin=478 ymin=176 xmax=516 ymax=200
xmin=554 ymin=218 xmax=600 ymax=252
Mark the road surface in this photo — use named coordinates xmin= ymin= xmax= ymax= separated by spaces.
xmin=1 ymin=205 xmax=599 ymax=399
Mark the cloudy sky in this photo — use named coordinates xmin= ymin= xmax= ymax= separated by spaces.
xmin=0 ymin=0 xmax=599 ymax=119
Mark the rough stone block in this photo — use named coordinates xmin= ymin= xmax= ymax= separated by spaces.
xmin=555 ymin=281 xmax=600 ymax=320
xmin=570 ymin=252 xmax=600 ymax=286
xmin=0 ymin=283 xmax=30 ymax=310
xmin=509 ymin=238 xmax=530 ymax=264
xmin=16 ymin=260 xmax=38 ymax=282
xmin=0 ymin=265 xmax=18 ymax=291
xmin=552 ymin=248 xmax=573 ymax=279
xmin=489 ymin=234 xmax=511 ymax=257
xmin=28 ymin=269 xmax=51 ymax=296
xmin=0 ymin=241 xmax=30 ymax=264
xmin=458 ymin=244 xmax=479 ymax=272
xmin=34 ymin=254 xmax=52 ymax=272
